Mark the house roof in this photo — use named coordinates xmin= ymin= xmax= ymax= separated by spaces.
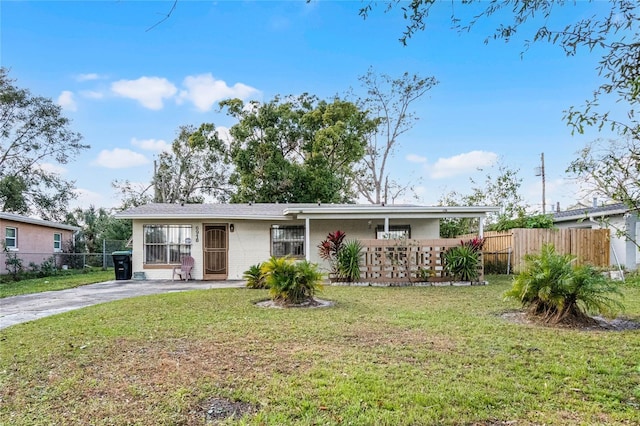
xmin=0 ymin=212 xmax=80 ymax=231
xmin=553 ymin=202 xmax=630 ymax=223
xmin=115 ymin=203 xmax=500 ymax=221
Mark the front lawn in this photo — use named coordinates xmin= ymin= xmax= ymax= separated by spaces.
xmin=0 ymin=268 xmax=115 ymax=298
xmin=1 ymin=275 xmax=638 ymax=425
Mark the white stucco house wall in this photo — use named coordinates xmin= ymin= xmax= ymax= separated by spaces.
xmin=553 ymin=202 xmax=639 ymax=271
xmin=116 ymin=203 xmax=499 ymax=280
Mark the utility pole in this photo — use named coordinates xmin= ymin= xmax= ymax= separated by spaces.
xmin=535 ymin=153 xmax=546 ymax=214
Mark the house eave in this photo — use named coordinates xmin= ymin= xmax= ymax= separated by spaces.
xmin=287 ymin=206 xmax=500 ymax=220
xmin=115 ymin=204 xmax=501 ymax=221
xmin=117 ymin=214 xmax=294 ymax=221
xmin=553 ymin=209 xmax=627 ymax=223
xmin=0 ymin=212 xmax=80 ymax=231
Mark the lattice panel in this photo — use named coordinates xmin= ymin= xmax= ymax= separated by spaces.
xmin=358 ymin=239 xmax=484 ymax=283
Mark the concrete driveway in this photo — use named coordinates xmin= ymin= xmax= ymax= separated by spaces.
xmin=0 ymin=279 xmax=245 ymax=330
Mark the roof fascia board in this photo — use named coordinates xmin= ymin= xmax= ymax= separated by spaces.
xmin=294 ymin=212 xmax=493 ymax=220
xmin=118 ymin=214 xmax=292 ymax=221
xmin=285 ymin=206 xmax=499 ymax=215
xmin=554 ymin=210 xmax=627 ymax=223
xmin=0 ymin=214 xmax=80 ymax=231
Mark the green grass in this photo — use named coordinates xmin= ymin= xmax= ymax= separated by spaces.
xmin=0 ymin=268 xmax=115 ymax=298
xmin=1 ymin=275 xmax=638 ymax=425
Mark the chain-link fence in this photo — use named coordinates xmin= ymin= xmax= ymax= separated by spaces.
xmin=483 ymin=248 xmax=513 ymax=275
xmin=1 ymin=239 xmax=129 ymax=274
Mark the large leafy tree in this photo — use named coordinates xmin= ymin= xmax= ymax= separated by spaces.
xmin=438 ymin=162 xmax=528 ymax=237
xmin=568 ymin=137 xmax=639 ymax=212
xmin=568 ymin=137 xmax=639 ymax=250
xmin=65 ymin=206 xmax=132 ymax=253
xmin=153 ymin=123 xmax=231 ymax=204
xmin=221 ymin=94 xmax=376 ymax=203
xmin=113 ymin=123 xmax=231 ymax=207
xmin=0 ymin=67 xmax=87 ymax=220
xmin=352 ymin=69 xmax=438 ymax=204
xmin=359 ymin=0 xmax=639 ymax=139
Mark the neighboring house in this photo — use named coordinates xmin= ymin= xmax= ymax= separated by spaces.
xmin=553 ymin=202 xmax=639 ymax=270
xmin=0 ymin=212 xmax=80 ymax=272
xmin=116 ymin=203 xmax=500 ymax=280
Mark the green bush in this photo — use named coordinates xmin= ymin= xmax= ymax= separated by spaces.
xmin=243 ymin=263 xmax=268 ymax=289
xmin=3 ymin=248 xmax=23 ymax=281
xmin=336 ymin=240 xmax=363 ymax=282
xmin=504 ymin=244 xmax=623 ymax=324
xmin=317 ymin=230 xmax=346 ymax=277
xmin=490 ymin=214 xmax=555 ymax=232
xmin=443 ymin=244 xmax=481 ymax=282
xmin=261 ymin=256 xmax=324 ymax=304
xmin=623 ymin=269 xmax=640 ymax=288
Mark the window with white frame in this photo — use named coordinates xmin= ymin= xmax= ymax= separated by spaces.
xmin=53 ymin=233 xmax=62 ymax=252
xmin=143 ymin=225 xmax=192 ymax=264
xmin=271 ymin=225 xmax=305 ymax=257
xmin=5 ymin=227 xmax=17 ymax=250
xmin=376 ymin=225 xmax=411 ymax=239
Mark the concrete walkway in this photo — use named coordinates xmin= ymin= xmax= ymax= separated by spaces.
xmin=0 ymin=279 xmax=245 ymax=330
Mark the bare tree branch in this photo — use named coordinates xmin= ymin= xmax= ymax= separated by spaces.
xmin=146 ymin=0 xmax=178 ymax=32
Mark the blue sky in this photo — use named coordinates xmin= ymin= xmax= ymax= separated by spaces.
xmin=1 ymin=0 xmax=619 ymax=212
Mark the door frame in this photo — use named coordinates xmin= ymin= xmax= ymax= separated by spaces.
xmin=202 ymin=223 xmax=229 ymax=280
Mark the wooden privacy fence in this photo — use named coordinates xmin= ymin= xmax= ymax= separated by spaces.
xmin=357 ymin=239 xmax=483 ymax=283
xmin=459 ymin=228 xmax=610 ymax=273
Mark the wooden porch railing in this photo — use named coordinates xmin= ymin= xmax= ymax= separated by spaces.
xmin=355 ymin=238 xmax=484 ymax=284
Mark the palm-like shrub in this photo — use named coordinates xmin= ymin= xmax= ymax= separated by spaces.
xmin=243 ymin=263 xmax=267 ymax=289
xmin=336 ymin=240 xmax=363 ymax=282
xmin=504 ymin=244 xmax=623 ymax=324
xmin=443 ymin=244 xmax=481 ymax=282
xmin=261 ymin=256 xmax=324 ymax=304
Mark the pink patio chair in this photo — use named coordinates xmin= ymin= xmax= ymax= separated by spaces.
xmin=172 ymin=255 xmax=195 ymax=281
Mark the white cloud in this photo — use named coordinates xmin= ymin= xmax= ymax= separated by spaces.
xmin=428 ymin=150 xmax=498 ymax=179
xmin=38 ymin=162 xmax=68 ymax=175
xmin=406 ymin=153 xmax=427 ymax=163
xmin=524 ymin=177 xmax=586 ymax=213
xmin=70 ymin=188 xmax=118 ymax=210
xmin=93 ymin=148 xmax=150 ymax=169
xmin=215 ymin=126 xmax=232 ymax=145
xmin=57 ymin=91 xmax=77 ymax=111
xmin=111 ymin=76 xmax=177 ymax=110
xmin=80 ymin=90 xmax=104 ymax=99
xmin=76 ymin=73 xmax=102 ymax=82
xmin=178 ymin=73 xmax=260 ymax=112
xmin=414 ymin=185 xmax=426 ymax=197
xmin=131 ymin=137 xmax=171 ymax=152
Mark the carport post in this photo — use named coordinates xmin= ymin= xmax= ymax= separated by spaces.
xmin=305 ymin=217 xmax=310 ymax=261
xmin=479 ymin=217 xmax=484 ymax=239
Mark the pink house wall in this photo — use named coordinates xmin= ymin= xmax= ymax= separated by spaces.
xmin=1 ymin=218 xmax=76 ymax=271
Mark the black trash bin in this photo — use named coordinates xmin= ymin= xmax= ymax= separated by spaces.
xmin=112 ymin=251 xmax=132 ymax=280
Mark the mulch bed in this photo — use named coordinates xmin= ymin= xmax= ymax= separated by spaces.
xmin=197 ymin=397 xmax=259 ymax=424
xmin=501 ymin=311 xmax=640 ymax=331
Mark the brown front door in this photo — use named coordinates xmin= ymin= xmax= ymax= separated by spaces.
xmin=203 ymin=224 xmax=228 ymax=280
